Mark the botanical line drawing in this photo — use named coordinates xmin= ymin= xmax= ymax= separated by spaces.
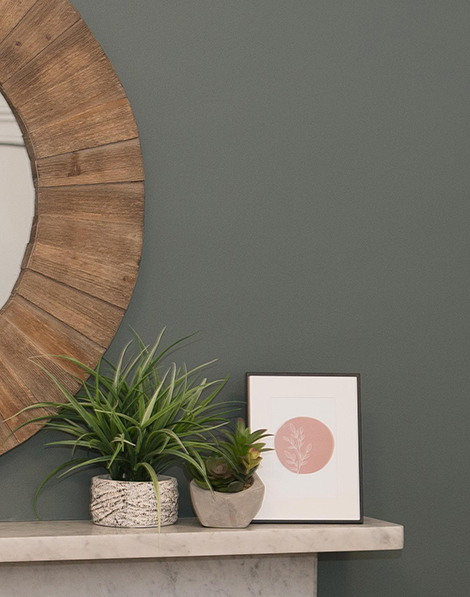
xmin=275 ymin=416 xmax=335 ymax=475
xmin=283 ymin=423 xmax=312 ymax=473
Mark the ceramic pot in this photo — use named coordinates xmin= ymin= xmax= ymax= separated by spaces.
xmin=90 ymin=474 xmax=178 ymax=528
xmin=189 ymin=474 xmax=265 ymax=528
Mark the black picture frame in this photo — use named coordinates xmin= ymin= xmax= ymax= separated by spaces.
xmin=247 ymin=372 xmax=363 ymax=524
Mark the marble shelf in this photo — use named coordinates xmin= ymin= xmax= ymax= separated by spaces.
xmin=0 ymin=516 xmax=403 ymax=563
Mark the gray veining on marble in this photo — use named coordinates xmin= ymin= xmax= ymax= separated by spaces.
xmin=0 ymin=554 xmax=317 ymax=597
xmin=0 ymin=517 xmax=403 ymax=563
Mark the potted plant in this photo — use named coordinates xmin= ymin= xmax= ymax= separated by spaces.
xmin=11 ymin=330 xmax=229 ymax=528
xmin=189 ymin=419 xmax=271 ymax=528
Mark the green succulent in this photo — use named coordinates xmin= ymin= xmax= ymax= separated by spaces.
xmin=192 ymin=418 xmax=271 ymax=493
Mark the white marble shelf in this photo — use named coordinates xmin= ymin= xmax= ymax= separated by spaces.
xmin=0 ymin=517 xmax=403 ymax=563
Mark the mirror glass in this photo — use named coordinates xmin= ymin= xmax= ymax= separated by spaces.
xmin=0 ymin=93 xmax=35 ymax=308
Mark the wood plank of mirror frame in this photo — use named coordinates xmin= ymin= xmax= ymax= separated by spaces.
xmin=0 ymin=0 xmax=144 ymax=453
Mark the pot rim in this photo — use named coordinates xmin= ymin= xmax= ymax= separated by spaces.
xmin=190 ymin=472 xmax=263 ymax=494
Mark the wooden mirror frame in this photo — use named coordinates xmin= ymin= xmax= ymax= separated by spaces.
xmin=0 ymin=0 xmax=144 ymax=453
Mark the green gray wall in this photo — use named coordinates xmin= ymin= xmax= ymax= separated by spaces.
xmin=0 ymin=1 xmax=469 ymax=595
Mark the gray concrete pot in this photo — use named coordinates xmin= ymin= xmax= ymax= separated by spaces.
xmin=90 ymin=474 xmax=178 ymax=528
xmin=189 ymin=474 xmax=265 ymax=528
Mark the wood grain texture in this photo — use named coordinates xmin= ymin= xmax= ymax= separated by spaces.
xmin=36 ymin=139 xmax=144 ymax=186
xmin=27 ymin=244 xmax=140 ymax=309
xmin=0 ymin=0 xmax=144 ymax=453
xmin=0 ymin=0 xmax=80 ymax=84
xmin=0 ymin=318 xmax=80 ymax=442
xmin=37 ymin=183 xmax=144 ymax=223
xmin=4 ymin=296 xmax=103 ymax=375
xmin=12 ymin=56 xmax=125 ymax=132
xmin=0 ymin=317 xmax=80 ymax=395
xmin=17 ymin=271 xmax=125 ymax=348
xmin=30 ymin=98 xmax=138 ymax=157
xmin=2 ymin=19 xmax=104 ymax=107
xmin=0 ymin=359 xmax=48 ymax=444
xmin=34 ymin=215 xmax=143 ymax=262
xmin=0 ymin=0 xmax=37 ymax=45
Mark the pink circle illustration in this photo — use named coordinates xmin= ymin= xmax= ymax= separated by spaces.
xmin=275 ymin=417 xmax=335 ymax=474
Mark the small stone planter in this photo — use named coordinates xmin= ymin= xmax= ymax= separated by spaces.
xmin=90 ymin=474 xmax=178 ymax=528
xmin=189 ymin=474 xmax=265 ymax=528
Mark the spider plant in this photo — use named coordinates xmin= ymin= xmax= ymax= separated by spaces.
xmin=10 ymin=330 xmax=230 ymax=521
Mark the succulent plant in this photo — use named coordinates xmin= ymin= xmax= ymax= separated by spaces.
xmin=193 ymin=419 xmax=271 ymax=493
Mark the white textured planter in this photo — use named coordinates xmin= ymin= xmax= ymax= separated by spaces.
xmin=90 ymin=474 xmax=178 ymax=528
xmin=190 ymin=474 xmax=265 ymax=528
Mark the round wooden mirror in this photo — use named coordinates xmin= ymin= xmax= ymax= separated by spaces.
xmin=0 ymin=0 xmax=144 ymax=453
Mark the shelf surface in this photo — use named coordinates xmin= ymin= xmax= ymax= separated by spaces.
xmin=0 ymin=517 xmax=403 ymax=563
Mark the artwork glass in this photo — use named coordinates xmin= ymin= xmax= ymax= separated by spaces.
xmin=247 ymin=374 xmax=362 ymax=523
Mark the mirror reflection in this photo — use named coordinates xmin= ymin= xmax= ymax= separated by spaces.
xmin=0 ymin=93 xmax=35 ymax=308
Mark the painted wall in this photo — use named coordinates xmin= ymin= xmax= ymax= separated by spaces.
xmin=0 ymin=1 xmax=468 ymax=595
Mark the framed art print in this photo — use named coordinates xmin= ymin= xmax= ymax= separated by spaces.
xmin=247 ymin=373 xmax=362 ymax=523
